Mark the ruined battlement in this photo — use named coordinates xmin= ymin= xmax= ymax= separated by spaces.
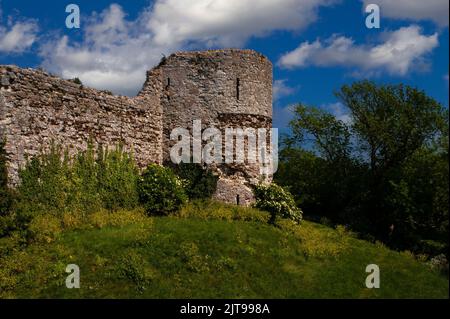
xmin=0 ymin=49 xmax=273 ymax=205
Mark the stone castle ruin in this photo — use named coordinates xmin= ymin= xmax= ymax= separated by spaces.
xmin=0 ymin=49 xmax=273 ymax=205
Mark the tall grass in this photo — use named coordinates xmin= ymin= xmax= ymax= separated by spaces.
xmin=16 ymin=142 xmax=139 ymax=218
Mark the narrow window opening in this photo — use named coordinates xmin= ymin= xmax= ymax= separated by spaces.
xmin=236 ymin=78 xmax=240 ymax=101
xmin=166 ymin=78 xmax=171 ymax=101
xmin=236 ymin=194 xmax=240 ymax=206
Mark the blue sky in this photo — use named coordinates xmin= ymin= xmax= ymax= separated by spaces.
xmin=0 ymin=0 xmax=448 ymax=133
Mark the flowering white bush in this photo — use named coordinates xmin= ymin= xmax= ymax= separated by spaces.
xmin=253 ymin=183 xmax=302 ymax=224
xmin=138 ymin=164 xmax=187 ymax=215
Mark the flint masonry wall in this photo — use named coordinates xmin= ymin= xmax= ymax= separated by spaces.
xmin=152 ymin=50 xmax=273 ymax=205
xmin=154 ymin=50 xmax=272 ymax=161
xmin=0 ymin=49 xmax=273 ymax=206
xmin=0 ymin=66 xmax=163 ymax=185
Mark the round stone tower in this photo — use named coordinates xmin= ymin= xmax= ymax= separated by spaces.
xmin=151 ymin=49 xmax=273 ymax=205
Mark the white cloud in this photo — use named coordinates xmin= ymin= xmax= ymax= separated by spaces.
xmin=278 ymin=25 xmax=439 ymax=76
xmin=0 ymin=10 xmax=38 ymax=53
xmin=362 ymin=0 xmax=449 ymax=27
xmin=40 ymin=4 xmax=178 ymax=96
xmin=148 ymin=0 xmax=337 ymax=47
xmin=40 ymin=0 xmax=337 ymax=96
xmin=322 ymin=102 xmax=351 ymax=124
xmin=273 ymin=79 xmax=298 ymax=101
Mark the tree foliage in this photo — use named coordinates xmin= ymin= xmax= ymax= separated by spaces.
xmin=276 ymin=81 xmax=448 ymax=254
xmin=16 ymin=142 xmax=140 ymax=217
xmin=253 ymin=183 xmax=303 ymax=224
xmin=170 ymin=163 xmax=218 ymax=200
xmin=138 ymin=164 xmax=187 ymax=216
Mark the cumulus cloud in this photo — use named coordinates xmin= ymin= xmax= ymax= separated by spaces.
xmin=273 ymin=79 xmax=298 ymax=101
xmin=40 ymin=4 xmax=178 ymax=96
xmin=0 ymin=9 xmax=38 ymax=53
xmin=322 ymin=102 xmax=351 ymax=124
xmin=362 ymin=0 xmax=449 ymax=27
xmin=278 ymin=25 xmax=439 ymax=76
xmin=148 ymin=0 xmax=337 ymax=47
xmin=40 ymin=0 xmax=336 ymax=96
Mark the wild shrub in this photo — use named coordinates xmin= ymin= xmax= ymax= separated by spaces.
xmin=138 ymin=164 xmax=187 ymax=215
xmin=71 ymin=143 xmax=103 ymax=214
xmin=97 ymin=145 xmax=139 ymax=211
xmin=0 ymin=214 xmax=17 ymax=238
xmin=171 ymin=163 xmax=218 ymax=200
xmin=71 ymin=77 xmax=82 ymax=85
xmin=16 ymin=144 xmax=72 ymax=216
xmin=61 ymin=212 xmax=84 ymax=230
xmin=27 ymin=214 xmax=62 ymax=244
xmin=253 ymin=183 xmax=303 ymax=224
xmin=428 ymin=254 xmax=449 ymax=275
xmin=116 ymin=250 xmax=155 ymax=292
xmin=15 ymin=142 xmax=140 ymax=218
xmin=417 ymin=239 xmax=447 ymax=257
xmin=179 ymin=241 xmax=210 ymax=273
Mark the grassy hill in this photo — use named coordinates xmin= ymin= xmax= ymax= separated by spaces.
xmin=0 ymin=202 xmax=448 ymax=298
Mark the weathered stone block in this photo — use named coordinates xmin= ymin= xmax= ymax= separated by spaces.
xmin=0 ymin=49 xmax=273 ymax=205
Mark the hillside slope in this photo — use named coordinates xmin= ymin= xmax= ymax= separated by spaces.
xmin=0 ymin=210 xmax=448 ymax=298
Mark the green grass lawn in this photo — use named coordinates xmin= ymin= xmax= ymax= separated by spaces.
xmin=0 ymin=206 xmax=448 ymax=298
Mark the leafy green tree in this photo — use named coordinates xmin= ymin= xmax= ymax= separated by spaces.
xmin=287 ymin=104 xmax=351 ymax=162
xmin=279 ymin=104 xmax=365 ymax=225
xmin=384 ymin=127 xmax=449 ymax=251
xmin=277 ymin=81 xmax=448 ymax=252
xmin=337 ymin=81 xmax=446 ymax=175
xmin=336 ymin=81 xmax=447 ymax=238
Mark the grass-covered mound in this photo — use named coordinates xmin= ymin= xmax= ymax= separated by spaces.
xmin=0 ymin=202 xmax=447 ymax=299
